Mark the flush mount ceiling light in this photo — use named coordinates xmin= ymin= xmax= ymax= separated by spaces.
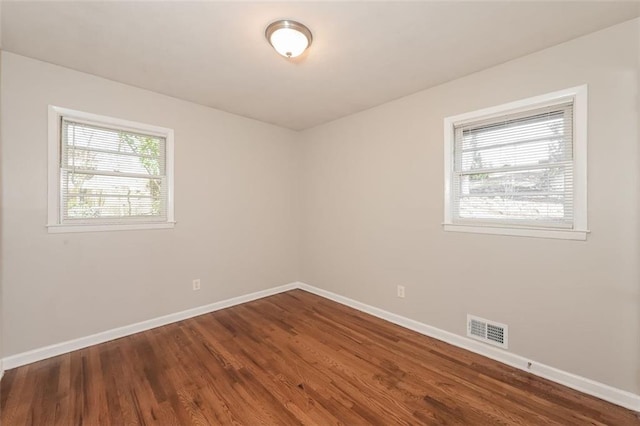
xmin=265 ymin=20 xmax=312 ymax=58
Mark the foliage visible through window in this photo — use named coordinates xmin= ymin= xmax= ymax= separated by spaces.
xmin=61 ymin=120 xmax=167 ymax=222
xmin=452 ymin=103 xmax=574 ymax=228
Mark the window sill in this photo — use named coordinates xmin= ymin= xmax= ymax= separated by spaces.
xmin=442 ymin=223 xmax=588 ymax=241
xmin=47 ymin=222 xmax=176 ymax=234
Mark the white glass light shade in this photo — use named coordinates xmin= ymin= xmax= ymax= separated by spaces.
xmin=270 ymin=28 xmax=308 ymax=58
xmin=265 ymin=20 xmax=312 ymax=58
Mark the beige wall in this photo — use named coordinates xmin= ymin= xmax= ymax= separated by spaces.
xmin=0 ymin=49 xmax=4 ymax=368
xmin=0 ymin=52 xmax=300 ymax=356
xmin=637 ymin=19 xmax=640 ymax=397
xmin=299 ymin=19 xmax=640 ymax=394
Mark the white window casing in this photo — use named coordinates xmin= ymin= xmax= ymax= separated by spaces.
xmin=443 ymin=86 xmax=588 ymax=240
xmin=48 ymin=106 xmax=175 ymax=233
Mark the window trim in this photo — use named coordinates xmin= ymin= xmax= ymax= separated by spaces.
xmin=47 ymin=106 xmax=175 ymax=233
xmin=443 ymin=86 xmax=589 ymax=240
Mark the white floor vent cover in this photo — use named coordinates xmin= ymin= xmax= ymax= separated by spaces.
xmin=467 ymin=315 xmax=508 ymax=349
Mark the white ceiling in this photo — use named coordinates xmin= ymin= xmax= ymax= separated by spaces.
xmin=2 ymin=1 xmax=639 ymax=130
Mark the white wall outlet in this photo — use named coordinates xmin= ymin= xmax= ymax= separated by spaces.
xmin=192 ymin=279 xmax=201 ymax=291
xmin=397 ymin=285 xmax=405 ymax=298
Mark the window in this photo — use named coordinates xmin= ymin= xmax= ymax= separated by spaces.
xmin=48 ymin=106 xmax=175 ymax=233
xmin=443 ymin=86 xmax=588 ymax=240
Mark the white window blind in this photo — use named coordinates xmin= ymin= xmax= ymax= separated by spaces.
xmin=452 ymin=102 xmax=574 ymax=228
xmin=60 ymin=119 xmax=168 ymax=223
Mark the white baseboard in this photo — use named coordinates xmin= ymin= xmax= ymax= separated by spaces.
xmin=3 ymin=280 xmax=638 ymax=412
xmin=296 ymin=282 xmax=640 ymax=413
xmin=2 ymin=282 xmax=298 ymax=370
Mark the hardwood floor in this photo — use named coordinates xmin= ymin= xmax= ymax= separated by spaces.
xmin=1 ymin=290 xmax=638 ymax=425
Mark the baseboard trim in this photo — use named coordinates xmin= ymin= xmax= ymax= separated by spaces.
xmin=2 ymin=282 xmax=298 ymax=370
xmin=3 ymin=281 xmax=638 ymax=412
xmin=296 ymin=282 xmax=640 ymax=412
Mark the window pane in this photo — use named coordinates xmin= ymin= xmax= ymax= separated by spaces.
xmin=65 ymin=147 xmax=163 ymax=176
xmin=62 ymin=171 xmax=164 ymax=219
xmin=64 ymin=195 xmax=162 ymax=219
xmin=460 ymin=136 xmax=569 ymax=172
xmin=461 ymin=111 xmax=565 ymax=146
xmin=63 ymin=121 xmax=165 ymax=176
xmin=460 ymin=167 xmax=571 ymax=196
xmin=452 ymin=104 xmax=574 ymax=227
xmin=60 ymin=119 xmax=168 ymax=222
xmin=458 ymin=194 xmax=568 ymax=222
xmin=458 ymin=111 xmax=571 ymax=172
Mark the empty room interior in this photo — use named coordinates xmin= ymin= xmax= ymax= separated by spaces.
xmin=1 ymin=1 xmax=640 ymax=424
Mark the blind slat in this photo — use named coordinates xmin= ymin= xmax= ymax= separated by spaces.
xmin=61 ymin=168 xmax=164 ymax=180
xmin=455 ymin=161 xmax=572 ymax=176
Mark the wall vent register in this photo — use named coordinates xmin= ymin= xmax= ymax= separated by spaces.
xmin=467 ymin=314 xmax=508 ymax=349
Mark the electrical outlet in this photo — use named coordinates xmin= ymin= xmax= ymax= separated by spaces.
xmin=192 ymin=279 xmax=201 ymax=291
xmin=397 ymin=285 xmax=405 ymax=298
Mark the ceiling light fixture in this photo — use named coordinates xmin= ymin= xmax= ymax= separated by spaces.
xmin=265 ymin=20 xmax=312 ymax=59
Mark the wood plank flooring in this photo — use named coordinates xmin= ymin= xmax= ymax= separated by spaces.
xmin=1 ymin=289 xmax=638 ymax=425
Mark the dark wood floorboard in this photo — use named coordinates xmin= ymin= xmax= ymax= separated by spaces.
xmin=1 ymin=289 xmax=638 ymax=425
